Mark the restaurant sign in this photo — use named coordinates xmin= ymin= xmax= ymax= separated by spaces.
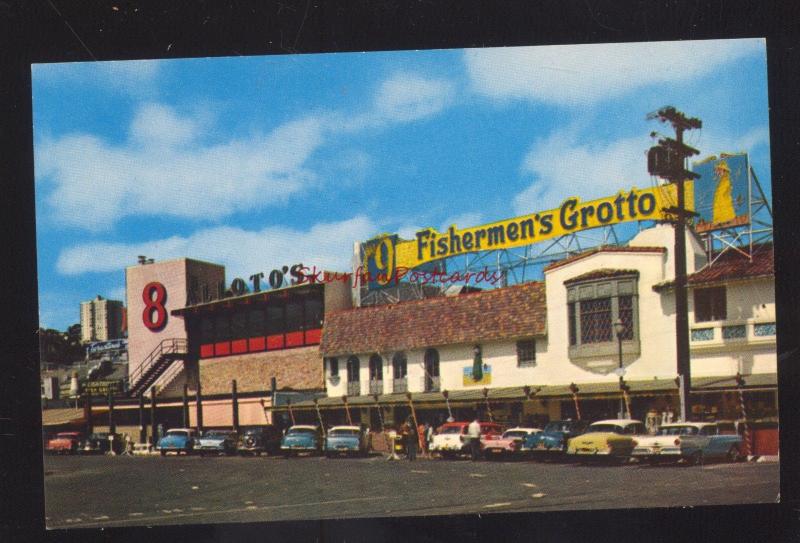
xmin=362 ymin=183 xmax=693 ymax=289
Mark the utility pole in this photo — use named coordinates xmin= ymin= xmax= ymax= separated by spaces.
xmin=647 ymin=106 xmax=701 ymax=422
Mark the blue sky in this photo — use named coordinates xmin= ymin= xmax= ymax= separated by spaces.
xmin=32 ymin=39 xmax=771 ymax=331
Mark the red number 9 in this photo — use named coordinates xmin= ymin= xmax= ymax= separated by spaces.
xmin=142 ymin=282 xmax=167 ymax=331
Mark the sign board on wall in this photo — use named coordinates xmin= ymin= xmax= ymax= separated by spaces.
xmin=692 ymin=153 xmax=750 ymax=233
xmin=361 ymin=183 xmax=694 ymax=290
xmin=463 ymin=365 xmax=492 ymax=386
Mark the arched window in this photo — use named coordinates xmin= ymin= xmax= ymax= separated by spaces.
xmin=369 ymin=354 xmax=383 ymax=382
xmin=424 ymin=348 xmax=440 ymax=392
xmin=392 ymin=352 xmax=407 ymax=379
xmin=346 ymin=356 xmax=360 ymax=383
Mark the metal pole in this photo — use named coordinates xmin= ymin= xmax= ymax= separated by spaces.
xmin=232 ymin=380 xmax=239 ymax=433
xmin=108 ymin=389 xmax=115 ymax=435
xmin=182 ymin=384 xmax=189 ymax=428
xmin=150 ymin=387 xmax=157 ymax=446
xmin=84 ymin=389 xmax=93 ymax=436
xmin=196 ymin=381 xmax=203 ymax=434
xmin=617 ymin=333 xmax=624 ymax=418
xmin=138 ymin=394 xmax=145 ymax=444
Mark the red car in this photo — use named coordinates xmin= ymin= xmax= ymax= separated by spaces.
xmin=430 ymin=422 xmax=503 ymax=459
xmin=46 ymin=432 xmax=83 ymax=455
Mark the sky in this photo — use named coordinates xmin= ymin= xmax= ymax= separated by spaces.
xmin=32 ymin=39 xmax=771 ymax=331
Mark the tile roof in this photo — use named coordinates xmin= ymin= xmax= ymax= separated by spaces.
xmin=320 ymin=281 xmax=546 ymax=356
xmin=654 ymin=243 xmax=774 ymax=291
xmin=563 ymin=269 xmax=640 ymax=285
xmin=544 ymin=246 xmax=667 ymax=272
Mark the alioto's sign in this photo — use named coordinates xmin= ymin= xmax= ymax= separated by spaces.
xmin=362 ymin=184 xmax=693 ymax=288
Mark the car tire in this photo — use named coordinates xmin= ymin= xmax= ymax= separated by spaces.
xmin=689 ymin=450 xmax=703 ymax=466
xmin=726 ymin=445 xmax=742 ymax=463
xmin=199 ymin=451 xmax=205 ymax=457
xmin=160 ymin=450 xmax=166 ymax=456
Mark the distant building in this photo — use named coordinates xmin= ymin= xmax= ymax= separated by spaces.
xmin=80 ymin=295 xmax=125 ymax=344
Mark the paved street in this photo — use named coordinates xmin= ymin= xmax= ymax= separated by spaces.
xmin=44 ymin=454 xmax=779 ymax=529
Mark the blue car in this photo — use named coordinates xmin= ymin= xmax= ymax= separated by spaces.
xmin=324 ymin=426 xmax=369 ymax=458
xmin=157 ymin=428 xmax=199 ymax=456
xmin=280 ymin=425 xmax=323 ymax=457
xmin=522 ymin=420 xmax=590 ymax=458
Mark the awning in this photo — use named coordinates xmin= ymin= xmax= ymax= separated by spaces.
xmin=265 ymin=373 xmax=777 ymax=412
xmin=41 ymin=408 xmax=89 ymax=427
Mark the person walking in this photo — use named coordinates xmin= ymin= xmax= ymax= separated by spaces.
xmin=424 ymin=422 xmax=434 ymax=458
xmin=467 ymin=418 xmax=481 ymax=461
xmin=403 ymin=418 xmax=417 ymax=461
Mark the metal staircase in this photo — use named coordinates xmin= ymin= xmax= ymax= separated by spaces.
xmin=128 ymin=338 xmax=188 ymax=397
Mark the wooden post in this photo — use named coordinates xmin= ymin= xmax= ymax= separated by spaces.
xmin=150 ymin=387 xmax=157 ymax=446
xmin=195 ymin=381 xmax=204 ymax=434
xmin=182 ymin=384 xmax=189 ymax=428
xmin=107 ymin=389 xmax=116 ymax=435
xmin=569 ymin=383 xmax=581 ymax=421
xmin=85 ymin=388 xmax=93 ymax=436
xmin=342 ymin=395 xmax=352 ymax=426
xmin=138 ymin=394 xmax=145 ymax=443
xmin=231 ymin=380 xmax=240 ymax=432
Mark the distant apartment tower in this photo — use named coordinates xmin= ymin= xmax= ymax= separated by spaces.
xmin=80 ymin=295 xmax=125 ymax=343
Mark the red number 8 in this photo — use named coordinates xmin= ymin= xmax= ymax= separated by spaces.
xmin=142 ymin=282 xmax=167 ymax=331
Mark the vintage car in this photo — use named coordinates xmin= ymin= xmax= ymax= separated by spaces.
xmin=430 ymin=421 xmax=503 ymax=459
xmin=631 ymin=422 xmax=744 ymax=465
xmin=566 ymin=419 xmax=647 ymax=462
xmin=522 ymin=419 xmax=590 ymax=457
xmin=324 ymin=425 xmax=369 ymax=458
xmin=238 ymin=425 xmax=282 ymax=456
xmin=46 ymin=431 xmax=83 ymax=455
xmin=280 ymin=425 xmax=323 ymax=457
xmin=196 ymin=429 xmax=239 ymax=456
xmin=79 ymin=432 xmax=121 ymax=455
xmin=481 ymin=427 xmax=541 ymax=459
xmin=157 ymin=428 xmax=199 ymax=456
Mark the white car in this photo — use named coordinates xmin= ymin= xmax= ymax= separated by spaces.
xmin=631 ymin=422 xmax=744 ymax=465
xmin=481 ymin=427 xmax=542 ymax=459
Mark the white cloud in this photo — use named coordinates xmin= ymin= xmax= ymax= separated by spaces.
xmin=56 ymin=215 xmax=378 ymax=279
xmin=689 ymin=125 xmax=770 ymax=160
xmin=464 ymin=39 xmax=764 ymax=106
xmin=36 ymin=107 xmax=326 ymax=230
xmin=513 ymin=128 xmax=651 ymax=215
xmin=373 ymin=72 xmax=456 ymax=123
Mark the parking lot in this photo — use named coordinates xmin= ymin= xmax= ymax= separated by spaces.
xmin=44 ymin=453 xmax=779 ymax=528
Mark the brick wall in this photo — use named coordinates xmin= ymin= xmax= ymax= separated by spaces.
xmin=199 ymin=346 xmax=323 ymax=394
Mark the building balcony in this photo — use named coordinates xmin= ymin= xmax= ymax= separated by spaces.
xmin=347 ymin=381 xmax=361 ymax=396
xmin=690 ymin=319 xmax=776 ymax=351
xmin=392 ymin=378 xmax=408 ymax=393
xmin=368 ymin=380 xmax=384 ymax=395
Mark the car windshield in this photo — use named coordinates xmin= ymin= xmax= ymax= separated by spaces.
xmin=329 ymin=429 xmax=360 ymax=437
xmin=544 ymin=422 xmax=572 ymax=432
xmin=588 ymin=424 xmax=625 ymax=434
xmin=657 ymin=426 xmax=699 ymax=436
xmin=204 ymin=430 xmax=230 ymax=438
xmin=439 ymin=426 xmax=465 ymax=434
xmin=166 ymin=430 xmax=189 ymax=438
xmin=287 ymin=428 xmax=317 ymax=435
xmin=503 ymin=431 xmax=529 ymax=439
xmin=56 ymin=433 xmax=78 ymax=438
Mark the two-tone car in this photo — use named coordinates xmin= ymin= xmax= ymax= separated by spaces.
xmin=157 ymin=428 xmax=199 ymax=456
xmin=566 ymin=419 xmax=647 ymax=463
xmin=196 ymin=429 xmax=239 ymax=456
xmin=280 ymin=425 xmax=323 ymax=457
xmin=481 ymin=427 xmax=541 ymax=460
xmin=522 ymin=420 xmax=590 ymax=458
xmin=324 ymin=425 xmax=369 ymax=458
xmin=45 ymin=431 xmax=83 ymax=455
xmin=430 ymin=421 xmax=503 ymax=459
xmin=631 ymin=422 xmax=744 ymax=465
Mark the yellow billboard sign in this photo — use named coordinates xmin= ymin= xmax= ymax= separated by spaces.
xmin=362 ymin=183 xmax=692 ymax=286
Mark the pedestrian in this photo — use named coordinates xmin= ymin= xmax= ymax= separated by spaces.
xmin=467 ymin=417 xmax=481 ymax=461
xmin=417 ymin=421 xmax=426 ymax=456
xmin=403 ymin=417 xmax=417 ymax=461
xmin=424 ymin=422 xmax=434 ymax=457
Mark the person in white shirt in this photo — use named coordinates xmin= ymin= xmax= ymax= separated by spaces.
xmin=467 ymin=418 xmax=481 ymax=461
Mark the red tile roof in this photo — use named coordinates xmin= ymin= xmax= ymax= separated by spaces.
xmin=320 ymin=282 xmax=546 ymax=356
xmin=563 ymin=269 xmax=640 ymax=285
xmin=654 ymin=243 xmax=774 ymax=291
xmin=544 ymin=246 xmax=667 ymax=272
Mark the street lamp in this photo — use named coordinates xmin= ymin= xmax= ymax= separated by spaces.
xmin=613 ymin=318 xmax=626 ymax=418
